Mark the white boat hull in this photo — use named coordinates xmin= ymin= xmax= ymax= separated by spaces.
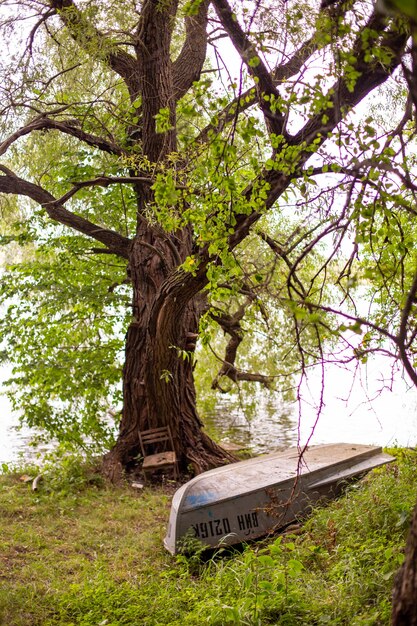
xmin=164 ymin=443 xmax=394 ymax=554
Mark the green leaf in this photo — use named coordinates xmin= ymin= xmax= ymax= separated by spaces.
xmin=248 ymin=56 xmax=261 ymax=68
xmin=154 ymin=107 xmax=174 ymax=133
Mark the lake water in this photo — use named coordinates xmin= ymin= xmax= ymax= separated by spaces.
xmin=2 ymin=355 xmax=417 ymax=465
xmin=206 ymin=357 xmax=417 ymax=453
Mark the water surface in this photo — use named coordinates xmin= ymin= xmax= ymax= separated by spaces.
xmin=2 ymin=356 xmax=417 ymax=465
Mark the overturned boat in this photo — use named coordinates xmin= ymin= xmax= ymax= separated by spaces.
xmin=164 ymin=443 xmax=394 ymax=554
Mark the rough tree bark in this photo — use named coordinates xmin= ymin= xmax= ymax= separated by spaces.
xmin=392 ymin=500 xmax=417 ymax=625
xmin=105 ymin=220 xmax=232 ymax=477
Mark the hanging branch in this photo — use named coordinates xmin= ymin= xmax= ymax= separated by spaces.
xmin=0 ymin=168 xmax=131 ymax=258
xmin=396 ymin=267 xmax=417 ymax=387
xmin=210 ymin=301 xmax=274 ymax=390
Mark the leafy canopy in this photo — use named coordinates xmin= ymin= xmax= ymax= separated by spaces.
xmin=0 ymin=0 xmax=416 ymax=450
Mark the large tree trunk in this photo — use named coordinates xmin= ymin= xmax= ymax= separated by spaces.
xmin=392 ymin=499 xmax=417 ymax=625
xmin=102 ymin=227 xmax=235 ymax=480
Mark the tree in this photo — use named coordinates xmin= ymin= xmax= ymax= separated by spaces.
xmin=392 ymin=498 xmax=417 ymax=625
xmin=0 ymin=0 xmax=411 ymax=478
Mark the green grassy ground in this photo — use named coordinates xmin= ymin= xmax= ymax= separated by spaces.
xmin=0 ymin=449 xmax=416 ymax=625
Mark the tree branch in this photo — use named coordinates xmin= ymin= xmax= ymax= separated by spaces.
xmin=0 ymin=170 xmax=131 ymax=258
xmin=401 ymin=38 xmax=417 ymax=117
xmin=292 ymin=298 xmax=396 ymax=343
xmin=212 ymin=0 xmax=286 ymax=137
xmin=172 ymin=0 xmax=210 ymax=101
xmin=227 ymin=17 xmax=408 ymax=254
xmin=27 ymin=8 xmax=56 ymax=55
xmin=0 ymin=115 xmax=125 ymax=157
xmin=49 ymin=0 xmax=141 ymax=98
xmin=209 ymin=298 xmax=273 ymax=390
xmin=258 ymin=231 xmax=308 ymax=300
xmin=53 ymin=175 xmax=157 ymax=205
xmin=397 ymin=267 xmax=417 ymax=386
xmin=198 ymin=0 xmax=355 ymax=146
xmin=289 ymin=12 xmax=402 ymax=146
xmin=196 ymin=34 xmax=317 ymax=145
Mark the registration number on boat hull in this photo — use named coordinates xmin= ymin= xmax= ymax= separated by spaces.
xmin=191 ymin=510 xmax=260 ymax=540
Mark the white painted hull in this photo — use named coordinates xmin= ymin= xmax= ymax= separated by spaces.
xmin=164 ymin=443 xmax=394 ymax=554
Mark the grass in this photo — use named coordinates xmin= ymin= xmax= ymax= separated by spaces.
xmin=0 ymin=449 xmax=416 ymax=625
